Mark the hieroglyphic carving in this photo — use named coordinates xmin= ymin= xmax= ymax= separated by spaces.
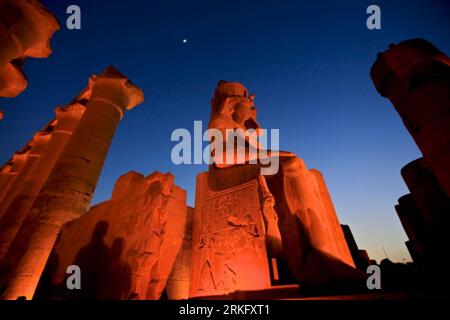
xmin=34 ymin=171 xmax=187 ymax=300
xmin=190 ymin=175 xmax=271 ymax=297
xmin=258 ymin=176 xmax=283 ymax=256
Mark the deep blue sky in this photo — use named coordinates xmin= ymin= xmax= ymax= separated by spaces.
xmin=1 ymin=0 xmax=449 ymax=263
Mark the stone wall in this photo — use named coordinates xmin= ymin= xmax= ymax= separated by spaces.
xmin=36 ymin=171 xmax=188 ymax=300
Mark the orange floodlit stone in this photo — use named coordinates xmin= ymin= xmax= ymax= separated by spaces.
xmin=0 ymin=66 xmax=143 ymax=300
xmin=0 ymin=0 xmax=59 ymax=110
xmin=35 ymin=171 xmax=188 ymax=300
xmin=371 ymin=38 xmax=450 ymax=197
xmin=190 ymin=81 xmax=362 ymax=298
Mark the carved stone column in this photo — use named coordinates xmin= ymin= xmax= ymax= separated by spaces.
xmin=0 ymin=132 xmax=51 ymax=218
xmin=0 ymin=164 xmax=13 ymax=198
xmin=0 ymin=102 xmax=86 ymax=262
xmin=1 ymin=66 xmax=144 ymax=300
xmin=371 ymin=39 xmax=450 ymax=197
xmin=0 ymin=152 xmax=29 ymax=204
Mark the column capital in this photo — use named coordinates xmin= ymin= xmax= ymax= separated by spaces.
xmin=0 ymin=62 xmax=28 ymax=98
xmin=55 ymin=102 xmax=86 ymax=119
xmin=0 ymin=164 xmax=12 ymax=175
xmin=72 ymin=77 xmax=95 ymax=103
xmin=9 ymin=0 xmax=60 ymax=59
xmin=53 ymin=102 xmax=86 ymax=134
xmin=9 ymin=151 xmax=29 ymax=172
xmin=28 ymin=132 xmax=51 ymax=156
xmin=89 ymin=66 xmax=144 ymax=117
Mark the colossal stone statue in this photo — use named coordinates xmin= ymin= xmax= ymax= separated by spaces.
xmin=190 ymin=81 xmax=362 ymax=298
xmin=208 ymin=80 xmax=293 ymax=167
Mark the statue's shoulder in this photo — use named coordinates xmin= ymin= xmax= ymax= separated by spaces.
xmin=208 ymin=113 xmax=239 ymax=131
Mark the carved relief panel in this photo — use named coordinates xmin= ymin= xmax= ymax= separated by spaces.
xmin=190 ymin=173 xmax=271 ymax=298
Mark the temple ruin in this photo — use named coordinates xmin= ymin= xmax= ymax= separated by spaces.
xmin=0 ymin=65 xmax=144 ymax=299
xmin=371 ymin=39 xmax=450 ymax=286
xmin=2 ymin=0 xmax=448 ymax=302
xmin=1 ymin=78 xmax=364 ymax=299
xmin=0 ymin=0 xmax=60 ymax=119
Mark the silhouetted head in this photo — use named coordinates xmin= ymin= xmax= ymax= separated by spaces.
xmin=92 ymin=221 xmax=109 ymax=241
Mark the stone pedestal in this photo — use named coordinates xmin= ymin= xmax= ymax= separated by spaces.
xmin=35 ymin=171 xmax=187 ymax=300
xmin=194 ymin=158 xmax=362 ymax=292
xmin=1 ymin=66 xmax=144 ymax=300
xmin=190 ymin=173 xmax=272 ymax=298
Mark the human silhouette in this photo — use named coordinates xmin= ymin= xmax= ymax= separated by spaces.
xmin=70 ymin=221 xmax=110 ymax=299
xmin=98 ymin=237 xmax=132 ymax=300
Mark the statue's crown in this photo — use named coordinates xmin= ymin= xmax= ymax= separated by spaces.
xmin=214 ymin=81 xmax=249 ymax=99
xmin=211 ymin=81 xmax=249 ymax=112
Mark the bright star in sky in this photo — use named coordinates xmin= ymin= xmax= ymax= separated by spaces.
xmin=182 ymin=39 xmax=188 ymax=43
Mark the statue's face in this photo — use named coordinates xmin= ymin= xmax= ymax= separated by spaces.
xmin=233 ymin=98 xmax=259 ymax=129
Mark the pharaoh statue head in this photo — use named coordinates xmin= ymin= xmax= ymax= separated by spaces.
xmin=209 ymin=80 xmax=260 ymax=132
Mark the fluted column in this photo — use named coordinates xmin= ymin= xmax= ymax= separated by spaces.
xmin=0 ymin=165 xmax=13 ymax=198
xmin=0 ymin=152 xmax=29 ymax=204
xmin=0 ymin=132 xmax=51 ymax=218
xmin=0 ymin=103 xmax=86 ymax=262
xmin=1 ymin=66 xmax=144 ymax=300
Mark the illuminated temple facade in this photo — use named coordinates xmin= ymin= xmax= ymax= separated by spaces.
xmin=5 ymin=1 xmax=450 ymax=301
